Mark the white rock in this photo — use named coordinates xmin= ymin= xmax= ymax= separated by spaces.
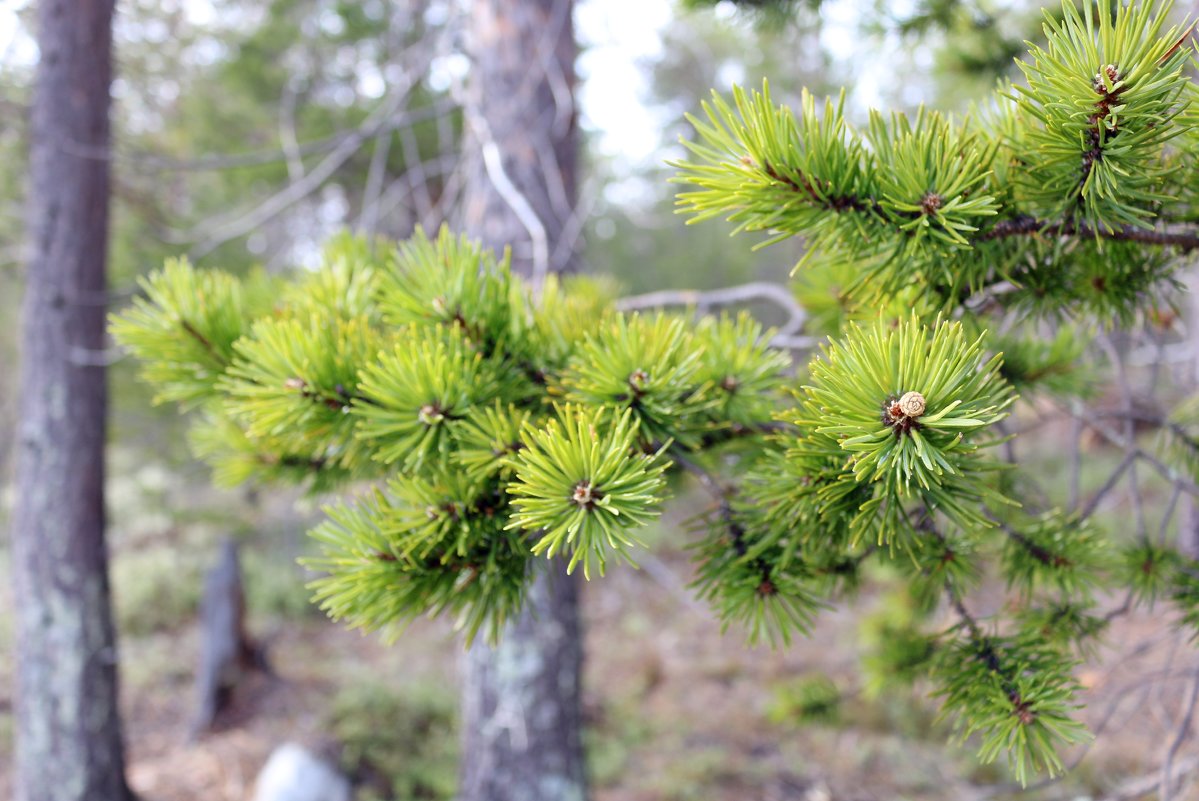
xmin=253 ymin=743 xmax=351 ymax=801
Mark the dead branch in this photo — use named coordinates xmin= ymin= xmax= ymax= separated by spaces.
xmin=616 ymin=281 xmax=809 ymax=343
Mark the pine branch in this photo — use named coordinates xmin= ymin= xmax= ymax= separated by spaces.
xmin=1002 ymin=523 xmax=1072 ymax=569
xmin=918 ymin=513 xmax=1002 ymax=672
xmin=978 ymin=215 xmax=1199 ymax=252
xmin=668 ymin=447 xmax=781 ymax=595
xmin=179 ymin=318 xmax=223 ymax=366
xmin=698 ymin=419 xmax=797 ymax=449
xmin=944 ymin=580 xmax=987 ymax=648
xmin=263 ymin=452 xmax=329 ymax=472
xmin=739 ymin=178 xmax=1199 ymax=250
xmin=667 ymin=447 xmax=728 ymax=500
xmin=281 ymin=376 xmax=376 ymax=411
xmin=1160 ymin=664 xmax=1199 ymax=801
xmin=759 ymin=160 xmax=882 ymax=217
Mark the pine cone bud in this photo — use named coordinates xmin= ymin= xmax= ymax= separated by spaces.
xmin=898 ymin=391 xmax=926 ymax=418
xmin=571 ymin=480 xmax=597 ymax=509
xmin=418 ymin=403 xmax=444 ymax=426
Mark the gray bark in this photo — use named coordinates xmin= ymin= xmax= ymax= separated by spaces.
xmin=193 ymin=539 xmax=267 ymax=735
xmin=460 ymin=0 xmax=580 ymax=281
xmin=10 ymin=1 xmax=130 ymax=800
xmin=458 ymin=1 xmax=587 ymax=800
xmin=460 ymin=564 xmax=585 ymax=801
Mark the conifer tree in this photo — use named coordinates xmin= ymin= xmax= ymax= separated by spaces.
xmin=113 ymin=0 xmax=1199 ymax=786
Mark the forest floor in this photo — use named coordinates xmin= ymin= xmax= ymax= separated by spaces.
xmin=2 ymin=417 xmax=1199 ymax=801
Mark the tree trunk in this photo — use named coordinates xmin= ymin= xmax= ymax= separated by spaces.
xmin=461 ymin=564 xmax=585 ymax=801
xmin=458 ymin=1 xmax=586 ymax=800
xmin=460 ymin=0 xmax=580 ymax=281
xmin=10 ymin=2 xmax=130 ymax=800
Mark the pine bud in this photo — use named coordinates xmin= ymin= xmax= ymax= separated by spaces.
xmin=1092 ymin=64 xmax=1120 ymax=95
xmin=571 ymin=481 xmax=597 ymax=508
xmin=419 ymin=403 xmax=444 ymax=425
xmin=898 ymin=391 xmax=926 ymax=418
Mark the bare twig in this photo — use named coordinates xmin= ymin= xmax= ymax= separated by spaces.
xmin=617 ymin=281 xmax=808 ymax=341
xmin=667 ymin=447 xmax=728 ymax=500
xmin=279 ymin=77 xmax=306 ymax=184
xmin=1054 ymin=400 xmax=1199 ymax=500
xmin=375 ymin=154 xmax=460 ymax=225
xmin=398 ymin=123 xmax=434 ymax=226
xmin=635 ymin=553 xmax=706 ymax=613
xmin=551 ymin=174 xmax=599 ymax=273
xmin=1160 ymin=663 xmax=1199 ymax=801
xmin=359 ymin=131 xmax=393 ymax=237
xmin=1099 ymin=757 xmax=1199 ymax=801
xmin=1078 ymin=450 xmax=1137 ymax=521
xmin=49 ymin=100 xmax=446 ymax=174
xmin=479 ymin=136 xmax=550 ymax=292
xmin=183 ymin=56 xmax=433 ymax=258
xmin=1162 ymin=484 xmax=1184 ymax=546
xmin=1101 ymin=334 xmax=1151 ymax=539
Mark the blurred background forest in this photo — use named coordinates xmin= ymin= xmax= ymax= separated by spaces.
xmin=2 ymin=1 xmax=1192 ymax=799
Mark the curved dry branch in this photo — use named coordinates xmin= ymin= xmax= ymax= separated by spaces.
xmin=616 ymin=281 xmax=809 ymax=344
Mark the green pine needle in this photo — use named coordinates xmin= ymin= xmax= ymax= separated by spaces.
xmin=506 ymin=405 xmax=670 ymax=578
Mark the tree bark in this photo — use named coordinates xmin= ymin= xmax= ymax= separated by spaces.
xmin=460 ymin=0 xmax=580 ymax=282
xmin=460 ymin=564 xmax=585 ymax=801
xmin=458 ymin=1 xmax=586 ymax=800
xmin=10 ymin=1 xmax=130 ymax=800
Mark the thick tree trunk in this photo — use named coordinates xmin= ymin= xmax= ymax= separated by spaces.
xmin=458 ymin=1 xmax=587 ymax=800
xmin=460 ymin=564 xmax=585 ymax=801
xmin=10 ymin=2 xmax=130 ymax=800
xmin=461 ymin=0 xmax=580 ymax=281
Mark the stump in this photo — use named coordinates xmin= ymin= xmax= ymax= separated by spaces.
xmin=191 ymin=538 xmax=268 ymax=735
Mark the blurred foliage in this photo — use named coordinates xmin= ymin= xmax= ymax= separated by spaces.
xmin=583 ymin=694 xmax=655 ymax=788
xmin=112 ymin=546 xmax=207 ymax=636
xmin=766 ymin=673 xmax=843 ymax=724
xmin=868 ymin=0 xmax=1052 ymax=110
xmin=858 ymin=588 xmax=939 ymax=696
xmin=108 ymin=0 xmax=457 ymax=281
xmin=641 ymin=745 xmax=744 ymax=801
xmin=584 ymin=2 xmax=833 ymax=297
xmin=242 ymin=546 xmax=322 ymax=620
xmin=679 ymin=0 xmax=823 ymax=28
xmin=327 ymin=681 xmax=458 ymax=801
